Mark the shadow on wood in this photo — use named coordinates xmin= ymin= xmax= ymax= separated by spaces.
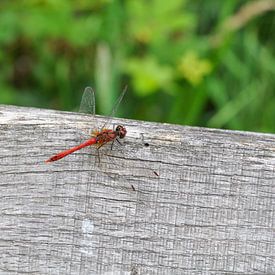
xmin=0 ymin=105 xmax=275 ymax=274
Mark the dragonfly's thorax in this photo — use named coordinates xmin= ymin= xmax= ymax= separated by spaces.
xmin=95 ymin=129 xmax=116 ymax=144
xmin=93 ymin=125 xmax=126 ymax=145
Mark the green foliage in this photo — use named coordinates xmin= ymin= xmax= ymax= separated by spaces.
xmin=0 ymin=0 xmax=275 ymax=133
xmin=125 ymin=57 xmax=174 ymax=96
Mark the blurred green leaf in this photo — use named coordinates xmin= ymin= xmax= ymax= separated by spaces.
xmin=178 ymin=51 xmax=213 ymax=86
xmin=125 ymin=57 xmax=173 ymax=96
xmin=126 ymin=0 xmax=194 ymax=44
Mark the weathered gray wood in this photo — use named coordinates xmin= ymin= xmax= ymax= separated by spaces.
xmin=0 ymin=104 xmax=274 ymax=275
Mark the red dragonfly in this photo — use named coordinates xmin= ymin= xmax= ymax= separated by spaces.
xmin=46 ymin=86 xmax=127 ymax=163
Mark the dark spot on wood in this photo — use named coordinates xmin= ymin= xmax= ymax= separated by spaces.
xmin=153 ymin=171 xmax=159 ymax=177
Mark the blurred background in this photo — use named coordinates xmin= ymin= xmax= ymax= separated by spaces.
xmin=0 ymin=0 xmax=275 ymax=133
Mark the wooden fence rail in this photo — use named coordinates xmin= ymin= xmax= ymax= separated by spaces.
xmin=0 ymin=105 xmax=274 ymax=274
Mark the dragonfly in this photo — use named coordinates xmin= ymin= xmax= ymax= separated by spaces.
xmin=45 ymin=86 xmax=127 ymax=163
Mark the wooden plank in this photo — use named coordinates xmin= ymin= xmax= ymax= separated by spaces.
xmin=0 ymin=104 xmax=274 ymax=274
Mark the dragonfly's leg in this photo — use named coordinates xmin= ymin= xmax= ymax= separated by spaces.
xmin=97 ymin=142 xmax=107 ymax=150
xmin=115 ymin=138 xmax=122 ymax=146
xmin=95 ymin=147 xmax=101 ymax=164
xmin=97 ymin=144 xmax=103 ymax=150
xmin=96 ymin=141 xmax=111 ymax=166
xmin=110 ymin=138 xmax=122 ymax=151
xmin=110 ymin=140 xmax=115 ymax=150
xmin=109 ymin=124 xmax=116 ymax=151
xmin=95 ymin=141 xmax=108 ymax=164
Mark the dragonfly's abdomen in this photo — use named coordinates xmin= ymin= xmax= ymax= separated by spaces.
xmin=46 ymin=137 xmax=97 ymax=162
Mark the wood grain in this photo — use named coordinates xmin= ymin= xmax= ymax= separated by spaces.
xmin=0 ymin=105 xmax=274 ymax=274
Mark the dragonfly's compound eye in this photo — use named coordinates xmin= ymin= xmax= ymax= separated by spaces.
xmin=116 ymin=125 xmax=127 ymax=139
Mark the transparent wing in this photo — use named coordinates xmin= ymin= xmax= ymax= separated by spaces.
xmin=101 ymin=85 xmax=127 ymax=130
xmin=108 ymin=85 xmax=127 ymax=119
xmin=79 ymin=87 xmax=96 ymax=115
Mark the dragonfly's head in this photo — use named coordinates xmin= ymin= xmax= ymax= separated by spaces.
xmin=116 ymin=125 xmax=127 ymax=139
